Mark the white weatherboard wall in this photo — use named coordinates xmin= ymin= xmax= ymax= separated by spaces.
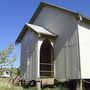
xmin=37 ymin=40 xmax=43 ymax=78
xmin=78 ymin=23 xmax=90 ymax=79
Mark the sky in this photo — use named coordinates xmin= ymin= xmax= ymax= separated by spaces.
xmin=0 ymin=0 xmax=90 ymax=68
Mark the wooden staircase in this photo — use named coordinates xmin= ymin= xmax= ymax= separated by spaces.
xmin=8 ymin=67 xmax=20 ymax=86
xmin=11 ymin=75 xmax=20 ymax=86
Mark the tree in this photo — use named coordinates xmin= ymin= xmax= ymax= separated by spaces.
xmin=0 ymin=43 xmax=16 ymax=76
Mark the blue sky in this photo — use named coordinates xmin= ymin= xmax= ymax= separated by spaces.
xmin=0 ymin=0 xmax=90 ymax=67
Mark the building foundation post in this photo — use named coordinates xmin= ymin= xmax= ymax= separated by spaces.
xmin=37 ymin=81 xmax=41 ymax=90
xmin=76 ymin=79 xmax=83 ymax=90
xmin=80 ymin=79 xmax=83 ymax=90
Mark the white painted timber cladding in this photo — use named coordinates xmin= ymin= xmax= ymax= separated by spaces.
xmin=78 ymin=23 xmax=90 ymax=79
xmin=37 ymin=40 xmax=43 ymax=78
xmin=37 ymin=40 xmax=54 ymax=78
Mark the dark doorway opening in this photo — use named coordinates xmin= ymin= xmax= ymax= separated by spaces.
xmin=40 ymin=39 xmax=54 ymax=77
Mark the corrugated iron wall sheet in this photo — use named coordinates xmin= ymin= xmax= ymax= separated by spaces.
xmin=55 ymin=30 xmax=80 ymax=79
xmin=21 ymin=29 xmax=38 ymax=80
xmin=33 ymin=6 xmax=80 ymax=79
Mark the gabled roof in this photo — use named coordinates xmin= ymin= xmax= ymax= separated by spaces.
xmin=26 ymin=23 xmax=56 ymax=36
xmin=16 ymin=2 xmax=90 ymax=44
xmin=15 ymin=23 xmax=56 ymax=44
xmin=29 ymin=2 xmax=90 ymax=24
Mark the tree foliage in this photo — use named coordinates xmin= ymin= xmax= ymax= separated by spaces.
xmin=0 ymin=43 xmax=16 ymax=76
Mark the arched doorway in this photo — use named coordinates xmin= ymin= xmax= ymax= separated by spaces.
xmin=40 ymin=39 xmax=54 ymax=77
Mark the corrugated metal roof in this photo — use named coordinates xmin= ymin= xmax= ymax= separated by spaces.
xmin=26 ymin=23 xmax=56 ymax=36
xmin=15 ymin=23 xmax=56 ymax=44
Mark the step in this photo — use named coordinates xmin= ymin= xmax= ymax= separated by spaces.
xmin=39 ymin=78 xmax=55 ymax=86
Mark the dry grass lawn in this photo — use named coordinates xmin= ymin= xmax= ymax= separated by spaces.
xmin=0 ymin=78 xmax=64 ymax=90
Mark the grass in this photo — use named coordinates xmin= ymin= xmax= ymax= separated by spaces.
xmin=0 ymin=84 xmax=68 ymax=90
xmin=0 ymin=85 xmax=64 ymax=90
xmin=0 ymin=81 xmax=22 ymax=90
xmin=0 ymin=86 xmax=22 ymax=90
xmin=0 ymin=78 xmax=22 ymax=90
xmin=0 ymin=78 xmax=66 ymax=90
xmin=23 ymin=87 xmax=63 ymax=90
xmin=0 ymin=82 xmax=66 ymax=90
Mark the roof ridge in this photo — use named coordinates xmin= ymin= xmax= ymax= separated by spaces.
xmin=41 ymin=1 xmax=78 ymax=14
xmin=29 ymin=1 xmax=90 ymax=24
xmin=41 ymin=1 xmax=90 ymax=19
